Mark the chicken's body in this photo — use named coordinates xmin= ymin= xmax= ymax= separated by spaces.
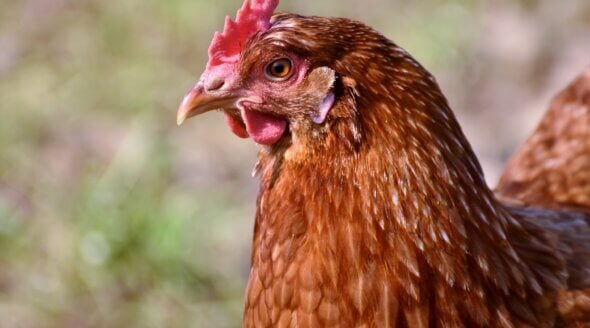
xmin=177 ymin=3 xmax=590 ymax=326
xmin=247 ymin=139 xmax=590 ymax=327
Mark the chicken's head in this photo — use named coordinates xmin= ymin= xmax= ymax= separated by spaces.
xmin=177 ymin=0 xmax=346 ymax=147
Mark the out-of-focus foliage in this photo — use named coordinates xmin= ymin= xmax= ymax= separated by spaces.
xmin=0 ymin=0 xmax=588 ymax=326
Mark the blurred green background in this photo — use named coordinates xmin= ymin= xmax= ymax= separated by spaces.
xmin=0 ymin=0 xmax=589 ymax=327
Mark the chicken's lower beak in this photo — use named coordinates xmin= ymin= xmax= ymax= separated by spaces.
xmin=177 ymin=84 xmax=238 ymax=125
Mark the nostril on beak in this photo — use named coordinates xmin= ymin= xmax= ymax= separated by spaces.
xmin=204 ymin=78 xmax=225 ymax=92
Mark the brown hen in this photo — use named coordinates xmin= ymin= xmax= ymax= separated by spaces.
xmin=177 ymin=1 xmax=590 ymax=326
xmin=498 ymin=69 xmax=590 ymax=326
xmin=498 ymin=69 xmax=590 ymax=212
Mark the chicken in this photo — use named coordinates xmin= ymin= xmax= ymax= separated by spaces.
xmin=496 ymin=70 xmax=590 ymax=326
xmin=177 ymin=0 xmax=590 ymax=326
xmin=497 ymin=69 xmax=590 ymax=212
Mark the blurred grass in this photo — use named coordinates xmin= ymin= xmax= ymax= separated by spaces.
xmin=0 ymin=0 xmax=589 ymax=327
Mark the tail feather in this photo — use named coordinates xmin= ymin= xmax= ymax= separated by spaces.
xmin=497 ymin=68 xmax=590 ymax=212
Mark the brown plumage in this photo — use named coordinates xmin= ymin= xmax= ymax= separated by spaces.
xmin=177 ymin=2 xmax=590 ymax=326
xmin=497 ymin=69 xmax=590 ymax=211
xmin=497 ymin=69 xmax=590 ymax=326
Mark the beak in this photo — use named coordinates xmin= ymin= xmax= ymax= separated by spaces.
xmin=177 ymin=83 xmax=238 ymax=125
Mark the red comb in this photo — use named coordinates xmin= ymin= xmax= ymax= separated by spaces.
xmin=204 ymin=0 xmax=279 ymax=77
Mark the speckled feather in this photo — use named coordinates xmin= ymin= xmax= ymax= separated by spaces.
xmin=497 ymin=69 xmax=590 ymax=212
xmin=226 ymin=14 xmax=590 ymax=327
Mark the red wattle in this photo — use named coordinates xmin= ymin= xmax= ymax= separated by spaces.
xmin=241 ymin=109 xmax=287 ymax=145
xmin=223 ymin=112 xmax=249 ymax=139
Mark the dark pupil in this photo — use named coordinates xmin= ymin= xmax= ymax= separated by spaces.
xmin=272 ymin=62 xmax=288 ymax=76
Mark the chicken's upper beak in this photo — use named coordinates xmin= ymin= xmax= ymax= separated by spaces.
xmin=177 ymin=83 xmax=239 ymax=125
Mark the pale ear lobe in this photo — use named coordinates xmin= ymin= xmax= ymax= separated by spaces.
xmin=307 ymin=66 xmax=336 ymax=124
xmin=312 ymin=91 xmax=335 ymax=124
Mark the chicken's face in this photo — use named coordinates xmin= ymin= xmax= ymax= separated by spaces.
xmin=178 ymin=37 xmax=337 ymax=146
xmin=176 ymin=0 xmax=343 ymax=147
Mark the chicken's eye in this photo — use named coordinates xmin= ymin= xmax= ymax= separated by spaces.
xmin=265 ymin=58 xmax=293 ymax=81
